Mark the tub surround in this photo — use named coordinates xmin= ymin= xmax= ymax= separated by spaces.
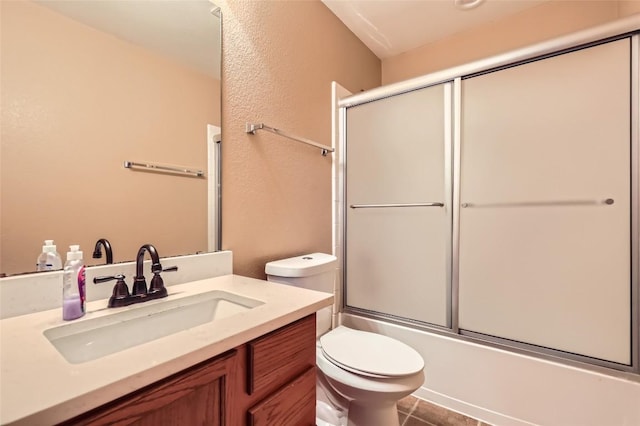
xmin=343 ymin=313 xmax=640 ymax=426
xmin=0 ymin=274 xmax=333 ymax=425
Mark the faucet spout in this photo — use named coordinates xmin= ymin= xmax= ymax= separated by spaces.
xmin=132 ymin=244 xmax=162 ymax=295
xmin=92 ymin=238 xmax=113 ymax=264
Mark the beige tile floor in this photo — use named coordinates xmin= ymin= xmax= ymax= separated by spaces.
xmin=398 ymin=395 xmax=492 ymax=426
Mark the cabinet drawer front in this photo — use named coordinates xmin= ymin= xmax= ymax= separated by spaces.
xmin=247 ymin=314 xmax=316 ymax=395
xmin=248 ymin=366 xmax=316 ymax=426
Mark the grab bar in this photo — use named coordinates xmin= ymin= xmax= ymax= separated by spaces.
xmin=123 ymin=161 xmax=204 ymax=178
xmin=245 ymin=122 xmax=335 ymax=156
xmin=350 ymin=202 xmax=445 ymax=209
xmin=461 ymin=198 xmax=614 ymax=208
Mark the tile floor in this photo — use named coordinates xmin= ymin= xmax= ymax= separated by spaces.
xmin=398 ymin=395 xmax=491 ymax=426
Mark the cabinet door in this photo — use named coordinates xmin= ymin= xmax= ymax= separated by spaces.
xmin=346 ymin=83 xmax=451 ymax=327
xmin=247 ymin=367 xmax=316 ymax=426
xmin=63 ymin=350 xmax=236 ymax=426
xmin=459 ymin=39 xmax=631 ymax=364
xmin=233 ymin=315 xmax=317 ymax=425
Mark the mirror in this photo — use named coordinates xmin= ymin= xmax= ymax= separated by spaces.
xmin=0 ymin=0 xmax=221 ymax=276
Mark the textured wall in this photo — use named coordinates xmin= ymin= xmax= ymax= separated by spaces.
xmin=1 ymin=1 xmax=220 ymax=275
xmin=382 ymin=0 xmax=640 ymax=84
xmin=219 ymin=0 xmax=381 ymax=278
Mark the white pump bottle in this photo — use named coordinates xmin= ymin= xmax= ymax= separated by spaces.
xmin=36 ymin=240 xmax=63 ymax=271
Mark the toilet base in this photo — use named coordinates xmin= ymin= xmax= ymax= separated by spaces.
xmin=347 ymin=400 xmax=399 ymax=426
xmin=317 ymin=400 xmax=345 ymax=426
xmin=317 ymin=374 xmax=348 ymax=425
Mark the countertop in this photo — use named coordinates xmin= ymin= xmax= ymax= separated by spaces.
xmin=0 ymin=274 xmax=333 ymax=425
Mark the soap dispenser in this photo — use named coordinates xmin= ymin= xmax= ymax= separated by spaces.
xmin=36 ymin=240 xmax=63 ymax=271
xmin=63 ymin=245 xmax=86 ymax=320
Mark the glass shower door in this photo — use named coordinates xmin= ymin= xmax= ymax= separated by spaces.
xmin=458 ymin=38 xmax=631 ymax=364
xmin=345 ymin=83 xmax=452 ymax=327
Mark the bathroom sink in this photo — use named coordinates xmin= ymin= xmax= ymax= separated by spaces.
xmin=43 ymin=290 xmax=264 ymax=364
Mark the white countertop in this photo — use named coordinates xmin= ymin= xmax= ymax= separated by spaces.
xmin=0 ymin=274 xmax=333 ymax=425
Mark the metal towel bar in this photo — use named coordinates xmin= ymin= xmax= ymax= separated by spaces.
xmin=123 ymin=161 xmax=204 ymax=177
xmin=461 ymin=198 xmax=614 ymax=208
xmin=245 ymin=122 xmax=335 ymax=156
xmin=350 ymin=202 xmax=445 ymax=209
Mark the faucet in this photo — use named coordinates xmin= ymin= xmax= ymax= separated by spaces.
xmin=93 ymin=243 xmax=177 ymax=308
xmin=92 ymin=238 xmax=113 ymax=264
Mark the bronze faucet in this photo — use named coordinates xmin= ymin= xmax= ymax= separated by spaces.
xmin=93 ymin=244 xmax=177 ymax=308
xmin=92 ymin=238 xmax=113 ymax=264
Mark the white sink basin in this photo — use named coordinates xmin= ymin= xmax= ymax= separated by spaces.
xmin=43 ymin=290 xmax=264 ymax=364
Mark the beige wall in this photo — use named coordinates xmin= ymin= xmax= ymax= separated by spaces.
xmin=1 ymin=1 xmax=220 ymax=275
xmin=383 ymin=0 xmax=640 ymax=84
xmin=219 ymin=0 xmax=381 ymax=278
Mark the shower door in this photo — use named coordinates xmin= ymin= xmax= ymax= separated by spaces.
xmin=345 ymin=83 xmax=452 ymax=327
xmin=458 ymin=38 xmax=632 ymax=365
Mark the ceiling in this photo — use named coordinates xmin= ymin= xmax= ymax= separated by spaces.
xmin=34 ymin=0 xmax=221 ymax=79
xmin=322 ymin=0 xmax=550 ymax=59
xmin=34 ymin=0 xmax=550 ymax=77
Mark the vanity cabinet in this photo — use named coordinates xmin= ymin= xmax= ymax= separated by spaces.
xmin=62 ymin=314 xmax=316 ymax=426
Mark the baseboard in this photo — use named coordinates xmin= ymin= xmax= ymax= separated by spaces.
xmin=413 ymin=386 xmax=538 ymax=426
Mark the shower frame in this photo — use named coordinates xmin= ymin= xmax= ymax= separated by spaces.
xmin=338 ymin=17 xmax=640 ymax=376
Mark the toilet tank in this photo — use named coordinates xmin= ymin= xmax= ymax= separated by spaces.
xmin=265 ymin=253 xmax=337 ymax=293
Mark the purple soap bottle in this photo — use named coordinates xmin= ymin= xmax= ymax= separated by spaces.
xmin=62 ymin=245 xmax=85 ymax=320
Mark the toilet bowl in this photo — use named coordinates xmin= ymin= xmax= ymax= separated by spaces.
xmin=317 ymin=326 xmax=424 ymax=426
xmin=266 ymin=253 xmax=426 ymax=426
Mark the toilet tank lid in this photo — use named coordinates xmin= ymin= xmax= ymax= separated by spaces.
xmin=265 ymin=253 xmax=337 ymax=277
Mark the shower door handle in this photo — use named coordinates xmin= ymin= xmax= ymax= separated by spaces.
xmin=460 ymin=198 xmax=614 ymax=208
xmin=350 ymin=202 xmax=444 ymax=209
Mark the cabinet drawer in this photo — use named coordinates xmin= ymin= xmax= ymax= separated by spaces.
xmin=247 ymin=314 xmax=316 ymax=395
xmin=248 ymin=366 xmax=316 ymax=426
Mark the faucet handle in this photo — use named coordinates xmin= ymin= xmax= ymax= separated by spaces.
xmin=148 ymin=266 xmax=177 ymax=299
xmin=93 ymin=274 xmax=132 ymax=308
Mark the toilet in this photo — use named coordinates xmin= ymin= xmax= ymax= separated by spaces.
xmin=266 ymin=253 xmax=425 ymax=426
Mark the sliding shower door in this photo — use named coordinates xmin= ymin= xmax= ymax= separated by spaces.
xmin=345 ymin=83 xmax=452 ymax=327
xmin=458 ymin=38 xmax=632 ymax=364
xmin=341 ymin=31 xmax=638 ymax=372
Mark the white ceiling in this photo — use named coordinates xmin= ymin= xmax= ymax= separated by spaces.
xmin=34 ymin=0 xmax=221 ymax=79
xmin=322 ymin=0 xmax=550 ymax=59
xmin=34 ymin=0 xmax=550 ymax=78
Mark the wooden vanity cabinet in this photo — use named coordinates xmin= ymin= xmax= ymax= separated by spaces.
xmin=62 ymin=314 xmax=316 ymax=426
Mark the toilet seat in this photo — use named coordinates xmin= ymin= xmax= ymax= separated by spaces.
xmin=320 ymin=326 xmax=424 ymax=378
